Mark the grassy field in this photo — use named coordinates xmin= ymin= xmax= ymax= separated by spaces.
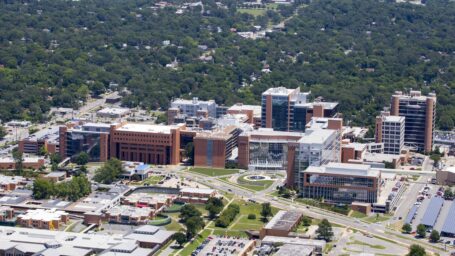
xmin=347 ymin=239 xmax=386 ymax=249
xmin=188 ymin=167 xmax=239 ymax=177
xmin=350 ymin=210 xmax=367 ymax=218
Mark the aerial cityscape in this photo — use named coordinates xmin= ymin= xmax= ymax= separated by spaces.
xmin=0 ymin=0 xmax=455 ymax=256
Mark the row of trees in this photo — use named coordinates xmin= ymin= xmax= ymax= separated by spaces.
xmin=32 ymin=175 xmax=91 ymax=201
xmin=402 ymin=223 xmax=440 ymax=243
xmin=215 ymin=204 xmax=240 ymax=228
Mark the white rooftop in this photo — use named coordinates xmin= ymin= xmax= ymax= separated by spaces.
xmin=299 ymin=129 xmax=336 ymax=144
xmin=116 ymin=123 xmax=179 ymax=133
xmin=180 ymin=187 xmax=215 ymax=194
xmin=97 ymin=107 xmax=130 ymax=115
xmin=383 ymin=115 xmax=404 ymax=123
xmin=18 ymin=209 xmax=68 ymax=222
xmin=306 ymin=163 xmax=380 ymax=178
xmin=262 ymin=87 xmax=295 ymax=96
xmin=0 ymin=175 xmax=26 ymax=185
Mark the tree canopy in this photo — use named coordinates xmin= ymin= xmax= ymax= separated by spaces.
xmin=0 ymin=0 xmax=455 ymax=129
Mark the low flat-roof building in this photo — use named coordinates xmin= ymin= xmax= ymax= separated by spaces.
xmin=97 ymin=107 xmax=130 ymax=118
xmin=436 ymin=166 xmax=455 ymax=186
xmin=178 ymin=187 xmax=216 ymax=203
xmin=122 ymin=192 xmax=175 ymax=211
xmin=0 ymin=175 xmax=28 ymax=192
xmin=106 ymin=205 xmax=153 ymax=225
xmin=300 ymin=163 xmax=381 ymax=204
xmin=0 ymin=157 xmax=45 ymax=170
xmin=17 ymin=209 xmax=69 ymax=230
xmin=124 ymin=225 xmax=175 ymax=249
xmin=44 ymin=171 xmax=67 ymax=182
xmin=259 ymin=210 xmax=303 ymax=239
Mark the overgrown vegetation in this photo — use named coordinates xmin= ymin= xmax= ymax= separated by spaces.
xmin=33 ymin=175 xmax=91 ymax=201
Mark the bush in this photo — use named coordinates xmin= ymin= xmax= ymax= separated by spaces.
xmin=247 ymin=214 xmax=256 ymax=220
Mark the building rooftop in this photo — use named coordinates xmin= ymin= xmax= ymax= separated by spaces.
xmin=116 ymin=123 xmax=182 ymax=134
xmin=305 ymin=163 xmax=380 ymax=178
xmin=299 ymin=129 xmax=336 ymax=144
xmin=264 ymin=210 xmax=303 ymax=231
xmin=421 ymin=197 xmax=444 ymax=227
xmin=363 ymin=152 xmax=401 ymax=163
xmin=106 ymin=205 xmax=152 ymax=218
xmin=180 ymin=187 xmax=215 ymax=195
xmin=275 ymin=244 xmax=314 ymax=256
xmin=262 ymin=87 xmax=299 ymax=96
xmin=97 ymin=107 xmax=130 ymax=116
xmin=383 ymin=115 xmax=405 ymax=123
xmin=18 ymin=208 xmax=68 ymax=222
xmin=0 ymin=226 xmax=140 ymax=251
xmin=44 ymin=172 xmax=66 ymax=178
xmin=0 ymin=175 xmax=26 ymax=185
xmin=125 ymin=226 xmax=175 ymax=244
xmin=227 ymin=103 xmax=261 ymax=117
xmin=172 ymin=97 xmax=216 ymax=105
xmin=194 ymin=125 xmax=238 ymax=140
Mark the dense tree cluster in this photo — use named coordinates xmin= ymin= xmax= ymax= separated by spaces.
xmin=205 ymin=197 xmax=224 ymax=219
xmin=215 ymin=203 xmax=240 ymax=228
xmin=32 ymin=175 xmax=91 ymax=201
xmin=93 ymin=158 xmax=123 ymax=184
xmin=1 ymin=0 xmax=455 ymax=129
xmin=179 ymin=204 xmax=205 ymax=239
xmin=316 ymin=218 xmax=334 ymax=241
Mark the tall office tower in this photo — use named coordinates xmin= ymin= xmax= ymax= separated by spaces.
xmin=390 ymin=91 xmax=436 ymax=152
xmin=375 ymin=112 xmax=405 ymax=155
xmin=261 ymin=87 xmax=338 ymax=132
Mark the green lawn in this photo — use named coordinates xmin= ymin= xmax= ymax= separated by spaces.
xmin=163 ymin=219 xmax=184 ymax=232
xmin=212 ymin=229 xmax=249 ymax=238
xmin=364 ymin=215 xmax=390 ymax=223
xmin=350 ymin=211 xmax=367 ymax=218
xmin=179 ymin=229 xmax=212 ymax=256
xmin=347 ymin=239 xmax=386 ymax=250
xmin=188 ymin=167 xmax=239 ymax=177
xmin=133 ymin=175 xmax=163 ymax=185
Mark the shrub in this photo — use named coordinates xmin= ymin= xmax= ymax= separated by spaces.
xmin=248 ymin=214 xmax=256 ymax=220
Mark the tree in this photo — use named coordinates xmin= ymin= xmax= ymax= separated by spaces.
xmin=173 ymin=232 xmax=187 ymax=248
xmin=302 ymin=216 xmax=312 ymax=227
xmin=0 ymin=126 xmax=7 ymax=140
xmin=429 ymin=230 xmax=440 ymax=243
xmin=179 ymin=204 xmax=202 ymax=222
xmin=444 ymin=188 xmax=453 ymax=200
xmin=316 ymin=219 xmax=334 ymax=241
xmin=205 ymin=197 xmax=224 ymax=219
xmin=260 ymin=202 xmax=273 ymax=221
xmin=75 ymin=152 xmax=90 ymax=165
xmin=93 ymin=158 xmax=123 ymax=184
xmin=32 ymin=178 xmax=54 ymax=200
xmin=407 ymin=244 xmax=426 ymax=256
xmin=38 ymin=145 xmax=48 ymax=156
xmin=402 ymin=223 xmax=412 ymax=234
xmin=248 ymin=213 xmax=256 ymax=219
xmin=12 ymin=149 xmax=23 ymax=172
xmin=184 ymin=216 xmax=204 ymax=239
xmin=184 ymin=142 xmax=194 ymax=164
xmin=416 ymin=224 xmax=427 ymax=238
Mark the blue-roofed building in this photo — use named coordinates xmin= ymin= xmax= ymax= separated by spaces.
xmin=441 ymin=202 xmax=455 ymax=237
xmin=121 ymin=162 xmax=152 ymax=180
xmin=421 ymin=197 xmax=444 ymax=228
xmin=405 ymin=205 xmax=419 ymax=224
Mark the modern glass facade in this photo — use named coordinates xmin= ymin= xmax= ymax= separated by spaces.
xmin=249 ymin=141 xmax=288 ymax=170
xmin=301 ymin=173 xmax=378 ymax=204
xmin=66 ymin=131 xmax=104 ymax=161
xmin=271 ymin=96 xmax=289 ymax=131
xmin=292 ymin=106 xmax=308 ymax=132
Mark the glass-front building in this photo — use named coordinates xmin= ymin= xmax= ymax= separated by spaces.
xmin=300 ymin=163 xmax=380 ymax=204
xmin=248 ymin=141 xmax=289 ymax=171
xmin=66 ymin=131 xmax=104 ymax=161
